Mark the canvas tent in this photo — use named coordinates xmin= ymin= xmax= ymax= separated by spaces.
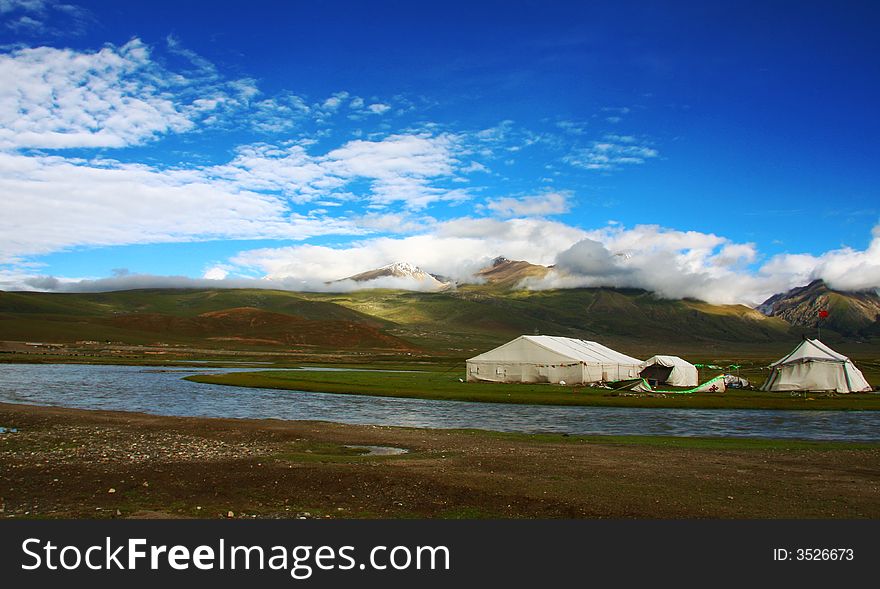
xmin=761 ymin=338 xmax=872 ymax=393
xmin=639 ymin=355 xmax=698 ymax=387
xmin=466 ymin=335 xmax=642 ymax=385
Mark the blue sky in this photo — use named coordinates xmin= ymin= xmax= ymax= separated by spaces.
xmin=1 ymin=0 xmax=878 ymax=303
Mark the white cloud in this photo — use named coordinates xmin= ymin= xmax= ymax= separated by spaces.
xmin=352 ymin=212 xmax=435 ymax=234
xmin=221 ymin=218 xmax=782 ymax=305
xmin=1 ymin=0 xmax=91 ymax=37
xmin=462 ymin=161 xmax=489 ymax=173
xmin=13 ymin=215 xmax=880 ymax=303
xmin=18 ymin=272 xmax=284 ymax=293
xmin=207 ymin=133 xmax=469 ymax=208
xmin=322 ymin=133 xmax=467 ymax=208
xmin=555 ymin=238 xmax=626 ymax=276
xmin=760 ymin=225 xmax=880 ymax=292
xmin=230 ymin=217 xmax=590 ymax=286
xmin=565 ymin=134 xmax=659 ymax=171
xmin=485 ymin=192 xmax=570 ymax=217
xmin=203 ymin=264 xmax=233 ymax=280
xmin=0 ymin=40 xmax=197 ymax=148
xmin=509 ymin=224 xmax=802 ymax=305
xmin=555 ymin=120 xmax=589 ymax=135
xmin=247 ymin=94 xmax=310 ymax=133
xmin=0 ymin=151 xmax=360 ymax=262
xmin=0 ymin=0 xmax=48 ymax=14
xmin=0 ymin=129 xmax=475 ymax=262
xmin=367 ymin=103 xmax=391 ymax=114
xmin=320 ymin=91 xmax=349 ymax=111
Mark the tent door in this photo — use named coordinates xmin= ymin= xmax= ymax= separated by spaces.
xmin=639 ymin=365 xmax=674 ymax=387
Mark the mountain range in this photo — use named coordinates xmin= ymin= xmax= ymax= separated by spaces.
xmin=338 ymin=262 xmax=450 ymax=290
xmin=341 ymin=259 xmax=880 ymax=338
xmin=757 ymin=279 xmax=880 ymax=337
xmin=339 ymin=257 xmax=550 ymax=290
xmin=1 ymin=260 xmax=877 ymax=358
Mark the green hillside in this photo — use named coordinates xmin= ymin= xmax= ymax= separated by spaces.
xmin=0 ymin=289 xmax=408 ymax=351
xmin=292 ymin=286 xmax=805 ymax=355
xmin=0 ymin=286 xmax=812 ymax=358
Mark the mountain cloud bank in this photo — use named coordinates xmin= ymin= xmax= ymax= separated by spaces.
xmin=10 ymin=219 xmax=880 ymax=307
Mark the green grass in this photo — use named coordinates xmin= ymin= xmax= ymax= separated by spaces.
xmin=187 ymin=368 xmax=880 ymax=410
xmin=461 ymin=430 xmax=880 ymax=450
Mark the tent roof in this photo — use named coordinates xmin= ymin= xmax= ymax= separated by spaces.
xmin=468 ymin=335 xmax=642 ymax=365
xmin=771 ymin=339 xmax=850 ymax=367
xmin=640 ymin=355 xmax=695 ymax=369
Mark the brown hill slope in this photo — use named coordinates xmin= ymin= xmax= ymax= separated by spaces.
xmin=758 ymin=280 xmax=880 ymax=336
xmin=474 ymin=257 xmax=551 ymax=288
xmin=0 ymin=289 xmax=416 ymax=351
xmin=102 ymin=307 xmax=415 ymax=350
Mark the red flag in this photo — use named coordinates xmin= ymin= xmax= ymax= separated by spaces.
xmin=818 ymin=309 xmax=829 ymax=318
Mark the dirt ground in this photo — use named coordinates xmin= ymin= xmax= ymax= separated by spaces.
xmin=1 ymin=402 xmax=879 ymax=519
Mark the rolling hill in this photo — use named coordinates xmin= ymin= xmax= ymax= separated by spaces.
xmin=0 ymin=285 xmax=808 ymax=357
xmin=0 ymin=289 xmax=413 ymax=351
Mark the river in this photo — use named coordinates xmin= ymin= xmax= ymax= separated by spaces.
xmin=0 ymin=363 xmax=878 ymax=441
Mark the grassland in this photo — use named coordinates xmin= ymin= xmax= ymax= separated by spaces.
xmin=187 ymin=367 xmax=880 ymax=410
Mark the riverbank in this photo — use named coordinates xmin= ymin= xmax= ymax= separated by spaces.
xmin=2 ymin=402 xmax=879 ymax=519
xmin=187 ymin=369 xmax=880 ymax=410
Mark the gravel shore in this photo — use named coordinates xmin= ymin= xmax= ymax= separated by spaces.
xmin=2 ymin=402 xmax=879 ymax=519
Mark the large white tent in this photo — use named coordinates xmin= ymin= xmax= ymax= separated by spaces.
xmin=761 ymin=339 xmax=872 ymax=393
xmin=639 ymin=355 xmax=699 ymax=387
xmin=466 ymin=335 xmax=642 ymax=385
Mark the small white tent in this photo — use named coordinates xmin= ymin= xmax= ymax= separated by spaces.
xmin=466 ymin=335 xmax=642 ymax=385
xmin=639 ymin=355 xmax=699 ymax=387
xmin=761 ymin=339 xmax=872 ymax=393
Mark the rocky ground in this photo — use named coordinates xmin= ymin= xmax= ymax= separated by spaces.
xmin=2 ymin=402 xmax=879 ymax=519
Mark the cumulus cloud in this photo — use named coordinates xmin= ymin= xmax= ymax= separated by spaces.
xmin=0 ymin=38 xmax=254 ymax=149
xmin=14 ymin=270 xmax=454 ymax=294
xmin=564 ymin=134 xmax=658 ymax=171
xmin=205 ymin=133 xmax=469 ymax=209
xmin=202 ymin=265 xmax=232 ymax=280
xmin=518 ymin=225 xmax=776 ymax=304
xmin=485 ymin=192 xmax=569 ymax=217
xmin=0 ymin=151 xmax=360 ymax=262
xmin=248 ymin=94 xmax=311 ymax=133
xmin=19 ymin=272 xmax=284 ymax=293
xmin=555 ymin=120 xmax=589 ymax=135
xmin=13 ymin=217 xmax=880 ymax=303
xmin=1 ymin=0 xmax=92 ymax=37
xmin=22 ymin=218 xmax=777 ymax=303
xmin=2 ymin=28 xmax=875 ymax=308
xmin=555 ymin=239 xmax=627 ymax=276
xmin=228 ymin=218 xmax=590 ymax=286
xmin=322 ymin=133 xmax=467 ymax=208
xmin=367 ymin=103 xmax=391 ymax=114
xmin=0 ymin=128 xmax=482 ymax=263
xmin=321 ymin=91 xmax=349 ymax=110
xmin=760 ymin=225 xmax=880 ymax=292
xmin=0 ymin=0 xmax=47 ymax=13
